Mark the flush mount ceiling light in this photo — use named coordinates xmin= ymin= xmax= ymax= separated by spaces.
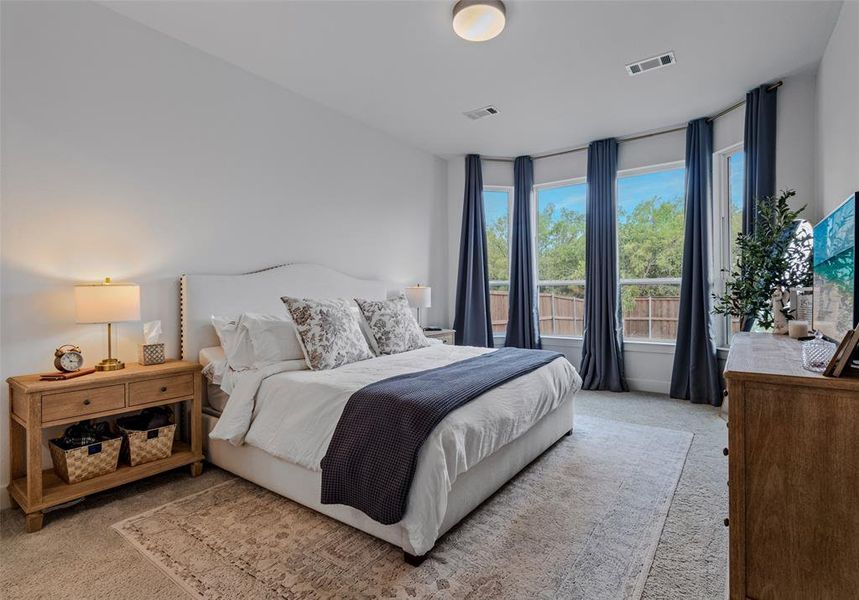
xmin=452 ymin=0 xmax=506 ymax=42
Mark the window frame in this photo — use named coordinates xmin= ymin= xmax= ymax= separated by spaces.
xmin=712 ymin=142 xmax=744 ymax=348
xmin=615 ymin=160 xmax=686 ymax=343
xmin=483 ymin=185 xmax=514 ymax=288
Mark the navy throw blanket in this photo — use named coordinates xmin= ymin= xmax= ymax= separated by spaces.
xmin=320 ymin=347 xmax=563 ymax=525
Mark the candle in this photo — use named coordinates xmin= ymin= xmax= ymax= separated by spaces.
xmin=789 ymin=320 xmax=809 ymax=339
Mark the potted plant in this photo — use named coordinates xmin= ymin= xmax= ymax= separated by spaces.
xmin=712 ymin=189 xmax=813 ymax=333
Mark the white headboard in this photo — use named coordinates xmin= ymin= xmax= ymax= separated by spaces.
xmin=180 ymin=263 xmax=389 ymax=361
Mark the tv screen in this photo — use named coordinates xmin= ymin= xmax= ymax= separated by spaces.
xmin=813 ymin=192 xmax=859 ymax=341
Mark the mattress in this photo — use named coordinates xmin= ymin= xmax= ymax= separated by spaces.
xmin=199 ymin=346 xmax=230 ymax=413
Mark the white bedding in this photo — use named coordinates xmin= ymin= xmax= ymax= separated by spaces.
xmin=209 ymin=344 xmax=582 ymax=554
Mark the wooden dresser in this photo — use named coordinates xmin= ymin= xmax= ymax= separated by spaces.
xmin=724 ymin=333 xmax=859 ymax=600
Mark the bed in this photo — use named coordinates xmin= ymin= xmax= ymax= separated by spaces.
xmin=181 ymin=263 xmax=581 ymax=563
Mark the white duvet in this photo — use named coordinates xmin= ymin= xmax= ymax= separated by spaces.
xmin=209 ymin=344 xmax=582 ymax=554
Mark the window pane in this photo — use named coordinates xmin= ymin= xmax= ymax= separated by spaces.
xmin=621 ymin=283 xmax=681 ymax=341
xmin=483 ymin=190 xmax=510 ymax=282
xmin=536 ymin=183 xmax=587 ymax=337
xmin=484 ymin=189 xmax=510 ymax=335
xmin=727 ymin=151 xmax=745 ymax=338
xmin=538 ymin=284 xmax=585 ymax=337
xmin=617 ymin=168 xmax=685 ymax=280
xmin=728 ymin=151 xmax=745 ymax=271
xmin=617 ymin=168 xmax=685 ymax=341
xmin=537 ymin=184 xmax=587 ymax=281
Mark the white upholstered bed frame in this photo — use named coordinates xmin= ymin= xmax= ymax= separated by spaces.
xmin=180 ymin=263 xmax=574 ymax=561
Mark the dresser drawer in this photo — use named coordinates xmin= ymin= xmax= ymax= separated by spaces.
xmin=129 ymin=373 xmax=194 ymax=407
xmin=42 ymin=384 xmax=126 ymax=423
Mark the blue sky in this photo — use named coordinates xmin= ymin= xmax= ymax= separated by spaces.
xmin=484 ymin=166 xmax=695 ymax=226
xmin=483 ymin=189 xmax=509 ymax=224
xmin=729 ymin=151 xmax=745 ymax=211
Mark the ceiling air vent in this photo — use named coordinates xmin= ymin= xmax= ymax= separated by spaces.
xmin=626 ymin=51 xmax=676 ymax=76
xmin=463 ymin=105 xmax=500 ymax=120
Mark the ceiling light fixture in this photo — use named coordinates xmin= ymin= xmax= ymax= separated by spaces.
xmin=452 ymin=0 xmax=506 ymax=42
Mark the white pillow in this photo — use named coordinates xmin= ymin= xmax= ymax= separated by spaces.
xmin=240 ymin=313 xmax=305 ymax=367
xmin=211 ymin=315 xmax=255 ymax=371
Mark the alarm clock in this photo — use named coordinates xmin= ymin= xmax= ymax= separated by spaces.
xmin=54 ymin=345 xmax=84 ymax=372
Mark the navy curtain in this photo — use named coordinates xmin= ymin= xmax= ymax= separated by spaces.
xmin=670 ymin=119 xmax=723 ymax=406
xmin=580 ymin=139 xmax=628 ymax=391
xmin=743 ymin=84 xmax=778 ymax=237
xmin=505 ymin=156 xmax=541 ymax=349
xmin=454 ymin=154 xmax=494 ymax=347
xmin=741 ymin=83 xmax=778 ymax=331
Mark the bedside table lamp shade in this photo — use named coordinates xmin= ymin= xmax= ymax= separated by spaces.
xmin=405 ymin=285 xmax=431 ymax=328
xmin=75 ymin=278 xmax=140 ymax=371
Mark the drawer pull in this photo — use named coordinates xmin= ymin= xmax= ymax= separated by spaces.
xmin=83 ymin=399 xmax=91 ymax=406
xmin=723 ymin=447 xmax=729 ymax=456
xmin=160 ymin=386 xmax=168 ymax=393
xmin=724 ymin=518 xmax=729 ymax=527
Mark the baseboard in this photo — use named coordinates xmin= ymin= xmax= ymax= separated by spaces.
xmin=625 ymin=377 xmax=671 ymax=395
xmin=1 ymin=488 xmax=11 ymax=510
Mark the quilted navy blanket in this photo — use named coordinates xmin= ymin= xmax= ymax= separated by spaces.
xmin=320 ymin=347 xmax=563 ymax=525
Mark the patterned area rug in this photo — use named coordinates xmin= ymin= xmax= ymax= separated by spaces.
xmin=113 ymin=416 xmax=692 ymax=600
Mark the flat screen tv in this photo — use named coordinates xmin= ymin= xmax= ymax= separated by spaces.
xmin=813 ymin=191 xmax=859 ymax=342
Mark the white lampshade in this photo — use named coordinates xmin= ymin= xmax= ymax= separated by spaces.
xmin=452 ymin=0 xmax=506 ymax=42
xmin=75 ymin=279 xmax=141 ymax=324
xmin=405 ymin=285 xmax=432 ymax=309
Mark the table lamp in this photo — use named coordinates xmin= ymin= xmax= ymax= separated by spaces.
xmin=75 ymin=277 xmax=141 ymax=371
xmin=405 ymin=285 xmax=431 ymax=329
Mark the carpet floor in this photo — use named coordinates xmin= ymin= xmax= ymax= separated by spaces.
xmin=0 ymin=391 xmax=728 ymax=600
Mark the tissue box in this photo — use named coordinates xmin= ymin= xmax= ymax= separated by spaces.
xmin=138 ymin=343 xmax=165 ymax=365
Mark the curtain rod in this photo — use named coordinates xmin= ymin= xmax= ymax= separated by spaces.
xmin=482 ymin=80 xmax=783 ymax=164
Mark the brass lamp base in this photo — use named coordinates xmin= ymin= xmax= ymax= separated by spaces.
xmin=95 ymin=358 xmax=125 ymax=371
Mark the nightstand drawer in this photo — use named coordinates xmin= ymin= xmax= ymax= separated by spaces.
xmin=42 ymin=384 xmax=125 ymax=423
xmin=129 ymin=373 xmax=194 ymax=406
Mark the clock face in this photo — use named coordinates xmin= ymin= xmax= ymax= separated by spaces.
xmin=59 ymin=351 xmax=83 ymax=372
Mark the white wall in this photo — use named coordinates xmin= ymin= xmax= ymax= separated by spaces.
xmin=446 ymin=70 xmax=818 ymax=394
xmin=776 ymin=71 xmax=819 ymax=220
xmin=0 ymin=1 xmax=448 ymax=506
xmin=816 ymin=1 xmax=859 ymax=217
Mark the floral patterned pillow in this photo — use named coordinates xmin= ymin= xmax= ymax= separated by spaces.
xmin=281 ymin=297 xmax=374 ymax=370
xmin=354 ymin=295 xmax=430 ymax=355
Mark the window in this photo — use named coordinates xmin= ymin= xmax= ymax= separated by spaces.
xmin=714 ymin=145 xmax=745 ymax=344
xmin=617 ymin=165 xmax=686 ymax=341
xmin=536 ymin=181 xmax=588 ymax=336
xmin=483 ymin=187 xmax=512 ymax=334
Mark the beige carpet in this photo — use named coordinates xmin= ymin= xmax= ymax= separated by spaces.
xmin=111 ymin=416 xmax=691 ymax=600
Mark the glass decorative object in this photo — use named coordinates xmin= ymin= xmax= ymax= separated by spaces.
xmin=801 ymin=331 xmax=837 ymax=373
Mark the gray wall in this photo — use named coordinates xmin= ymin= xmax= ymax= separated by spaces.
xmin=816 ymin=1 xmax=859 ymax=217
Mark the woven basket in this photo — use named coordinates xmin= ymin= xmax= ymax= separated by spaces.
xmin=49 ymin=437 xmax=121 ymax=484
xmin=118 ymin=423 xmax=175 ymax=466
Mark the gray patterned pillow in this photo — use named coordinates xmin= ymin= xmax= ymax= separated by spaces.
xmin=281 ymin=297 xmax=374 ymax=370
xmin=355 ymin=295 xmax=430 ymax=355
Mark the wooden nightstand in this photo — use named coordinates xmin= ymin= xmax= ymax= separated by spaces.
xmin=7 ymin=360 xmax=204 ymax=532
xmin=424 ymin=329 xmax=456 ymax=345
